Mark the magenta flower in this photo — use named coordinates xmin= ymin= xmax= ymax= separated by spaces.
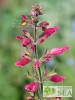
xmin=25 ymin=82 xmax=39 ymax=92
xmin=22 ymin=38 xmax=31 ymax=47
xmin=39 ymin=37 xmax=46 ymax=43
xmin=15 ymin=56 xmax=30 ymax=67
xmin=50 ymin=75 xmax=66 ymax=83
xmin=50 ymin=46 xmax=70 ymax=56
xmin=39 ymin=21 xmax=49 ymax=27
xmin=16 ymin=36 xmax=31 ymax=47
xmin=45 ymin=55 xmax=52 ymax=61
xmin=16 ymin=35 xmax=24 ymax=40
xmin=34 ymin=59 xmax=40 ymax=68
xmin=22 ymin=29 xmax=34 ymax=42
xmin=43 ymin=26 xmax=59 ymax=36
xmin=22 ymin=29 xmax=29 ymax=36
xmin=21 ymin=14 xmax=31 ymax=23
xmin=38 ymin=26 xmax=59 ymax=43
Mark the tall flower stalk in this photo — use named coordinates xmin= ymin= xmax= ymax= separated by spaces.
xmin=15 ymin=4 xmax=70 ymax=100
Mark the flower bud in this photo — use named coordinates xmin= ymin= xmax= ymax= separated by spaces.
xmin=34 ymin=59 xmax=40 ymax=68
xmin=25 ymin=82 xmax=39 ymax=92
xmin=50 ymin=75 xmax=66 ymax=83
xmin=50 ymin=46 xmax=70 ymax=56
xmin=15 ymin=56 xmax=30 ymax=67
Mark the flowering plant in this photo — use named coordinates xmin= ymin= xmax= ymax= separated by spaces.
xmin=15 ymin=4 xmax=70 ymax=100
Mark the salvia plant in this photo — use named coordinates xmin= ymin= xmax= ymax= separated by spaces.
xmin=15 ymin=4 xmax=70 ymax=100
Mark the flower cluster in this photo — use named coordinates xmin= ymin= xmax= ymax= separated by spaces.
xmin=15 ymin=4 xmax=70 ymax=100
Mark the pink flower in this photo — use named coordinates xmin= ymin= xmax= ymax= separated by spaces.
xmin=45 ymin=55 xmax=52 ymax=61
xmin=50 ymin=75 xmax=66 ymax=83
xmin=30 ymin=10 xmax=37 ymax=16
xmin=15 ymin=56 xmax=30 ymax=67
xmin=22 ymin=38 xmax=31 ymax=47
xmin=16 ymin=35 xmax=24 ymax=40
xmin=38 ymin=26 xmax=59 ymax=43
xmin=22 ymin=29 xmax=34 ymax=42
xmin=50 ymin=46 xmax=70 ymax=56
xmin=43 ymin=25 xmax=58 ymax=35
xmin=25 ymin=82 xmax=39 ymax=92
xmin=43 ymin=26 xmax=59 ymax=37
xmin=39 ymin=37 xmax=45 ymax=43
xmin=21 ymin=14 xmax=31 ymax=23
xmin=39 ymin=21 xmax=49 ymax=27
xmin=16 ymin=35 xmax=31 ymax=47
xmin=34 ymin=59 xmax=40 ymax=68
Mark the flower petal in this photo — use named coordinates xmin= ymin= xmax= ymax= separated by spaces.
xmin=15 ymin=57 xmax=30 ymax=67
xmin=50 ymin=75 xmax=66 ymax=83
xmin=21 ymin=14 xmax=31 ymax=23
xmin=34 ymin=59 xmax=40 ymax=68
xmin=16 ymin=35 xmax=24 ymax=41
xmin=50 ymin=46 xmax=70 ymax=56
xmin=22 ymin=38 xmax=31 ymax=47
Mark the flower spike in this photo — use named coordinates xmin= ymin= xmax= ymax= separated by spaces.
xmin=15 ymin=4 xmax=70 ymax=100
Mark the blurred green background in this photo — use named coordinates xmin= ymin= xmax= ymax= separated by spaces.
xmin=0 ymin=0 xmax=75 ymax=100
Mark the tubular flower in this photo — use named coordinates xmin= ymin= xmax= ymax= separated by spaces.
xmin=16 ymin=35 xmax=31 ymax=47
xmin=50 ymin=75 xmax=66 ymax=83
xmin=25 ymin=82 xmax=39 ymax=92
xmin=22 ymin=29 xmax=34 ymax=42
xmin=21 ymin=14 xmax=31 ymax=23
xmin=34 ymin=59 xmax=40 ymax=68
xmin=38 ymin=26 xmax=59 ymax=43
xmin=15 ymin=56 xmax=30 ymax=67
xmin=39 ymin=21 xmax=49 ymax=28
xmin=43 ymin=26 xmax=59 ymax=36
xmin=50 ymin=46 xmax=70 ymax=56
xmin=22 ymin=38 xmax=31 ymax=47
xmin=16 ymin=35 xmax=24 ymax=40
xmin=37 ymin=21 xmax=49 ymax=31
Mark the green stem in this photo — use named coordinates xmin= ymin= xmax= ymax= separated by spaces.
xmin=34 ymin=25 xmax=43 ymax=100
xmin=34 ymin=25 xmax=38 ymax=58
xmin=38 ymin=67 xmax=43 ymax=99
